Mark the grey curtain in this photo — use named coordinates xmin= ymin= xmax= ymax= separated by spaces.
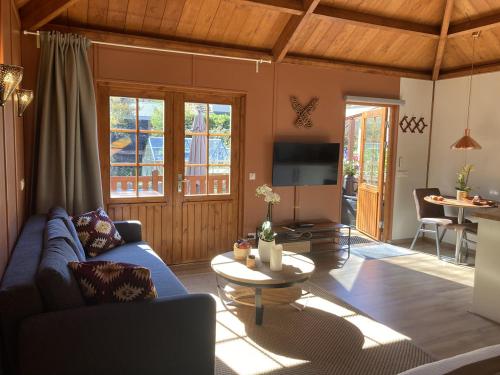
xmin=32 ymin=31 xmax=103 ymax=215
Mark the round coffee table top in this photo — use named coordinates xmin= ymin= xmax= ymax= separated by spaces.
xmin=211 ymin=249 xmax=315 ymax=287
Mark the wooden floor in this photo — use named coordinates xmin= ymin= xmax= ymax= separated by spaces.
xmin=171 ymin=240 xmax=500 ymax=361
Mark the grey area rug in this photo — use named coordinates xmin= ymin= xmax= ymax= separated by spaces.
xmin=179 ymin=272 xmax=433 ymax=375
xmin=350 ymin=243 xmax=417 ymax=260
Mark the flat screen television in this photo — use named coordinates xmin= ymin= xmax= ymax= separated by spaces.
xmin=272 ymin=142 xmax=340 ymax=186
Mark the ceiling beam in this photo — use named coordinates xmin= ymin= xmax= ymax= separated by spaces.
xmin=233 ymin=0 xmax=304 ymax=15
xmin=20 ymin=0 xmax=80 ymax=30
xmin=240 ymin=0 xmax=440 ymax=38
xmin=272 ymin=0 xmax=321 ymax=62
xmin=448 ymin=12 xmax=500 ymax=38
xmin=432 ymin=0 xmax=455 ymax=81
xmin=439 ymin=59 xmax=500 ymax=79
xmin=44 ymin=24 xmax=273 ymax=61
xmin=43 ymin=24 xmax=432 ymax=80
xmin=284 ymin=55 xmax=432 ymax=80
xmin=314 ymin=5 xmax=440 ymax=39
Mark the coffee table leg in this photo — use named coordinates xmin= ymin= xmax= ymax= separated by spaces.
xmin=255 ymin=287 xmax=263 ymax=325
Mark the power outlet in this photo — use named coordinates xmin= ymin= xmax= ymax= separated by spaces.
xmin=247 ymin=232 xmax=256 ymax=239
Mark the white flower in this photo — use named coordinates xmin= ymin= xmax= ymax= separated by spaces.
xmin=264 ymin=191 xmax=280 ymax=204
xmin=256 ymin=184 xmax=272 ymax=197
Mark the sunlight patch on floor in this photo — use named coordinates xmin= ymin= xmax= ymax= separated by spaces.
xmin=381 ymin=253 xmax=474 ymax=287
xmin=344 ymin=315 xmax=410 ymax=349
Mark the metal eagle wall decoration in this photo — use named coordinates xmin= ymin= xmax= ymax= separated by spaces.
xmin=290 ymin=96 xmax=319 ymax=128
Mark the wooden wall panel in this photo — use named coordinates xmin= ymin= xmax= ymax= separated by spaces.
xmin=356 ymin=186 xmax=380 ymax=239
xmin=108 ymin=203 xmax=174 ymax=264
xmin=180 ymin=200 xmax=236 ymax=263
xmin=0 ymin=0 xmax=26 ymax=276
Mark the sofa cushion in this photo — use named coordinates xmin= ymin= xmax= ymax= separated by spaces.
xmin=36 ymin=237 xmax=85 ymax=311
xmin=49 ymin=206 xmax=86 ymax=261
xmin=68 ymin=261 xmax=158 ymax=304
xmin=93 ymin=242 xmax=188 ymax=298
xmin=46 ymin=218 xmax=85 ymax=261
xmin=72 ymin=208 xmax=124 ymax=257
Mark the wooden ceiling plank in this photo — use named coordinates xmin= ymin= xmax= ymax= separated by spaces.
xmin=233 ymin=0 xmax=303 ymax=15
xmin=448 ymin=12 xmax=500 ymax=38
xmin=432 ymin=0 xmax=455 ymax=81
xmin=314 ymin=4 xmax=440 ymax=39
xmin=20 ymin=0 xmax=80 ymax=30
xmin=272 ymin=0 xmax=321 ymax=62
xmin=284 ymin=54 xmax=431 ymax=79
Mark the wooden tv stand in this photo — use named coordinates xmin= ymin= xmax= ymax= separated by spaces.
xmin=256 ymin=220 xmax=350 ymax=257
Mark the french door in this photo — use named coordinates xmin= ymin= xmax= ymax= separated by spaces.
xmin=172 ymin=93 xmax=241 ymax=263
xmin=356 ymin=108 xmax=388 ymax=240
xmin=99 ymin=83 xmax=242 ymax=264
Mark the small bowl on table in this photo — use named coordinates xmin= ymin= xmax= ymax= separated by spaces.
xmin=233 ymin=240 xmax=251 ymax=260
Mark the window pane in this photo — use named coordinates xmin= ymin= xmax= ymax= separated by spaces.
xmin=184 ymin=166 xmax=207 ymax=195
xmin=209 ymin=136 xmax=230 ymax=164
xmin=110 ymin=97 xmax=136 ymax=130
xmin=185 ymin=102 xmax=208 ymax=196
xmin=110 ymin=132 xmax=136 ymax=164
xmin=362 ymin=116 xmax=382 ymax=186
xmin=139 ymin=133 xmax=164 ymax=164
xmin=209 ymin=104 xmax=231 ymax=135
xmin=110 ymin=166 xmax=137 ymax=198
xmin=209 ymin=166 xmax=230 ymax=195
xmin=139 ymin=99 xmax=164 ymax=131
xmin=138 ymin=166 xmax=164 ymax=197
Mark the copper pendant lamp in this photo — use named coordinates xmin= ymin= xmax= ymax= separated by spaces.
xmin=450 ymin=32 xmax=482 ymax=150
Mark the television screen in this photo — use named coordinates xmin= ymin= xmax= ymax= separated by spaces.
xmin=272 ymin=142 xmax=340 ymax=186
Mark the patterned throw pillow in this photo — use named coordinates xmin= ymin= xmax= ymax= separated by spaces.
xmin=72 ymin=208 xmax=124 ymax=257
xmin=68 ymin=261 xmax=157 ymax=304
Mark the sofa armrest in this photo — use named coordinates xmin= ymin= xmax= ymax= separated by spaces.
xmin=18 ymin=293 xmax=216 ymax=375
xmin=113 ymin=220 xmax=142 ymax=242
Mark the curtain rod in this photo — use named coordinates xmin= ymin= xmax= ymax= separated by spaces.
xmin=23 ymin=30 xmax=272 ymax=73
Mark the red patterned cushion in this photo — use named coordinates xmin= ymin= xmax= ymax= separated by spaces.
xmin=68 ymin=261 xmax=157 ymax=304
xmin=72 ymin=208 xmax=124 ymax=257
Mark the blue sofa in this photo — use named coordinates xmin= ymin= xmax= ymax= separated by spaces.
xmin=0 ymin=208 xmax=216 ymax=375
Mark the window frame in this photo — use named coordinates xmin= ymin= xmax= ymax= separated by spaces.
xmin=99 ymin=85 xmax=173 ymax=205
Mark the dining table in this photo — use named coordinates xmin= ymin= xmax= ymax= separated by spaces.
xmin=423 ymin=196 xmax=496 ymax=263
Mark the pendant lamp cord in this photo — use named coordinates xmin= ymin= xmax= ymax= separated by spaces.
xmin=466 ymin=33 xmax=478 ymax=131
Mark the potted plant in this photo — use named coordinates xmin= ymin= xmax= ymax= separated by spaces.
xmin=343 ymin=160 xmax=358 ymax=196
xmin=256 ymin=184 xmax=280 ymax=262
xmin=456 ymin=164 xmax=473 ymax=201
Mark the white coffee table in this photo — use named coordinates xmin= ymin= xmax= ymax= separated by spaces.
xmin=211 ymin=249 xmax=315 ymax=325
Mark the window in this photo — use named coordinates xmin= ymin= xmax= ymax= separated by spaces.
xmin=184 ymin=102 xmax=231 ymax=196
xmin=109 ymin=96 xmax=165 ymax=198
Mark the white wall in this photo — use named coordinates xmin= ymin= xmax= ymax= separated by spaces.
xmin=391 ymin=78 xmax=433 ymax=240
xmin=429 ymin=72 xmax=500 ymax=200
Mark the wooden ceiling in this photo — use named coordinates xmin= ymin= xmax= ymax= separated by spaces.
xmin=15 ymin=0 xmax=500 ymax=80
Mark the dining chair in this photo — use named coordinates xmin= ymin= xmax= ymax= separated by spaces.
xmin=446 ymin=222 xmax=478 ymax=262
xmin=410 ymin=188 xmax=464 ymax=259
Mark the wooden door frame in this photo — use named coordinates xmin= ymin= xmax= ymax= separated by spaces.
xmin=342 ymin=102 xmax=399 ymax=242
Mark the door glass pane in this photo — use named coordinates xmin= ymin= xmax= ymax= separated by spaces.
xmin=139 ymin=98 xmax=164 ymax=131
xmin=184 ymin=102 xmax=232 ymax=197
xmin=110 ymin=97 xmax=136 ymax=130
xmin=138 ymin=166 xmax=164 ymax=197
xmin=362 ymin=116 xmax=382 ymax=186
xmin=110 ymin=132 xmax=136 ymax=164
xmin=110 ymin=166 xmax=137 ymax=198
xmin=139 ymin=133 xmax=164 ymax=164
xmin=209 ymin=104 xmax=231 ymax=134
